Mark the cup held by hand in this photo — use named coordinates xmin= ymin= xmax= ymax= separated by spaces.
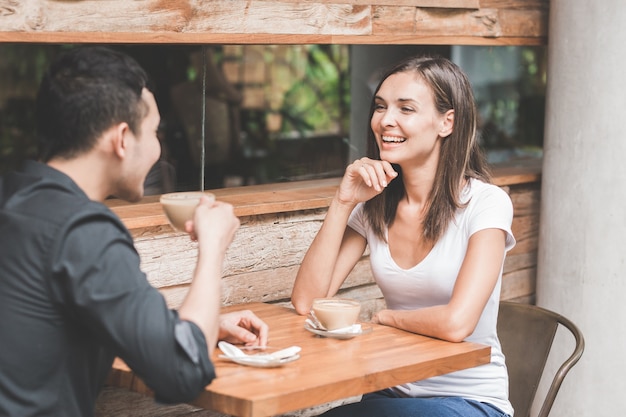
xmin=160 ymin=191 xmax=215 ymax=231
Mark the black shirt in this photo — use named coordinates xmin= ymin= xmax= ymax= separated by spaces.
xmin=0 ymin=161 xmax=215 ymax=417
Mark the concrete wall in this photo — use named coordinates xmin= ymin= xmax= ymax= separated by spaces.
xmin=537 ymin=1 xmax=626 ymax=415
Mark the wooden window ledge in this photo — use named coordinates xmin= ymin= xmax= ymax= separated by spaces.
xmin=108 ymin=159 xmax=541 ymax=230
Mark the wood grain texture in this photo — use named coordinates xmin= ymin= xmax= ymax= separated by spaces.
xmin=0 ymin=0 xmax=548 ymax=45
xmin=508 ymin=182 xmax=541 ymax=256
xmin=125 ymin=170 xmax=541 ymax=310
xmin=107 ymin=164 xmax=540 ymax=231
xmin=109 ymin=302 xmax=491 ymax=417
xmin=274 ymin=0 xmax=480 ymax=7
xmin=0 ymin=1 xmax=371 ymax=34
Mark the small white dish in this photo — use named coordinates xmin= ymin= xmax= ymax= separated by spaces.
xmin=218 ymin=341 xmax=301 ymax=368
xmin=219 ymin=353 xmax=301 ymax=368
xmin=304 ymin=321 xmax=373 ymax=340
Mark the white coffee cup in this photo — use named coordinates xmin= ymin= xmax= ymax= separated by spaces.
xmin=312 ymin=298 xmax=361 ymax=331
xmin=160 ymin=191 xmax=215 ymax=231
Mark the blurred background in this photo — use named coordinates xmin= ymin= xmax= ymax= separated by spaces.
xmin=0 ymin=43 xmax=545 ymax=193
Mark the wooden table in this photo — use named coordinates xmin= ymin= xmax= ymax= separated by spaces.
xmin=109 ymin=302 xmax=491 ymax=417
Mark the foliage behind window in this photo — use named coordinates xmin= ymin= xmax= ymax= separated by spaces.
xmin=0 ymin=44 xmax=543 ymax=189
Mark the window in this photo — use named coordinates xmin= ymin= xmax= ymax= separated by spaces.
xmin=0 ymin=44 xmax=350 ymax=194
xmin=453 ymin=45 xmax=546 ymax=165
xmin=0 ymin=44 xmax=545 ymax=193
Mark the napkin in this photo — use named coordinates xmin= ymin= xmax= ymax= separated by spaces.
xmin=218 ymin=341 xmax=301 ymax=363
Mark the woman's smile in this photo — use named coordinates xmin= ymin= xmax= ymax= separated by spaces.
xmin=381 ymin=135 xmax=407 ymax=143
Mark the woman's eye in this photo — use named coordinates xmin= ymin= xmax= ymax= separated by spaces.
xmin=401 ymin=106 xmax=415 ymax=113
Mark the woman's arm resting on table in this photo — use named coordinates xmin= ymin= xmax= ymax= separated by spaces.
xmin=291 ymin=199 xmax=366 ymax=315
xmin=373 ymin=228 xmax=507 ymax=342
xmin=292 ymin=159 xmax=397 ymax=315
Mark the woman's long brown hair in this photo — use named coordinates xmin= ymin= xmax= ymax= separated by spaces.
xmin=364 ymin=56 xmax=491 ymax=243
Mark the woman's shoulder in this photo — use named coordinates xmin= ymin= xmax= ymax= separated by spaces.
xmin=463 ymin=178 xmax=513 ymax=208
xmin=466 ymin=178 xmax=509 ymax=197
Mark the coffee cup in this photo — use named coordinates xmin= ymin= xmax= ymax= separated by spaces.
xmin=311 ymin=298 xmax=361 ymax=331
xmin=160 ymin=191 xmax=215 ymax=231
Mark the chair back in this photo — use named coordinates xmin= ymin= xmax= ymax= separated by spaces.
xmin=497 ymin=301 xmax=584 ymax=417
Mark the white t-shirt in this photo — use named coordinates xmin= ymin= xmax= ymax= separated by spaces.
xmin=348 ymin=178 xmax=515 ymax=416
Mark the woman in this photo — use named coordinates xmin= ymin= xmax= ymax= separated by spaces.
xmin=291 ymin=56 xmax=515 ymax=417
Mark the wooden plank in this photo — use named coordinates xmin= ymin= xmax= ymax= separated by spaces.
xmin=107 ymin=303 xmax=491 ymax=416
xmin=491 ymin=158 xmax=542 ymax=186
xmin=108 ymin=164 xmax=540 ymax=232
xmin=122 ymin=168 xmax=539 ymax=313
xmin=501 ymin=267 xmax=536 ymax=300
xmin=275 ymin=0 xmax=480 ymax=7
xmin=479 ymin=0 xmax=548 ymax=9
xmin=333 ymin=34 xmax=546 ymax=46
xmin=159 ymin=258 xmax=376 ymax=309
xmin=503 ymin=252 xmax=537 ymax=275
xmin=410 ymin=8 xmax=546 ymax=38
xmin=497 ymin=9 xmax=547 ymax=38
xmin=0 ymin=0 xmax=547 ymax=45
xmin=375 ymin=6 xmax=540 ymax=39
xmin=0 ymin=0 xmax=371 ymax=35
xmin=508 ymin=182 xmax=541 ymax=216
xmin=509 ymin=215 xmax=539 ymax=255
xmin=421 ymin=8 xmax=500 ymax=37
xmin=129 ymin=174 xmax=539 ymax=310
xmin=136 ymin=210 xmax=325 ymax=289
xmin=507 ymin=182 xmax=541 ymax=256
xmin=196 ymin=303 xmax=492 ymax=416
xmin=185 ymin=2 xmax=372 ymax=36
xmin=0 ymin=31 xmax=547 ymax=46
xmin=372 ymin=6 xmax=418 ymax=35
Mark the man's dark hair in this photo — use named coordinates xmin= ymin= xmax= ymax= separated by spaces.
xmin=35 ymin=46 xmax=151 ymax=162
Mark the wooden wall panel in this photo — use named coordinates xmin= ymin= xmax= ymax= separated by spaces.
xmin=275 ymin=0 xmax=480 ymax=7
xmin=0 ymin=0 xmax=548 ymax=45
xmin=508 ymin=183 xmax=541 ymax=256
xmin=132 ymin=182 xmax=541 ymax=316
xmin=0 ymin=1 xmax=369 ymax=34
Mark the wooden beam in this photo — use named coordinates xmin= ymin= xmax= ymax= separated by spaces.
xmin=0 ymin=0 xmax=548 ymax=45
xmin=276 ymin=0 xmax=481 ymax=7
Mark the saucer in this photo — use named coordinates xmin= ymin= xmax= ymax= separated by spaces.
xmin=304 ymin=321 xmax=373 ymax=340
xmin=219 ymin=354 xmax=300 ymax=368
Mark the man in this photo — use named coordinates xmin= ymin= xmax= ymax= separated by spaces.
xmin=0 ymin=46 xmax=268 ymax=417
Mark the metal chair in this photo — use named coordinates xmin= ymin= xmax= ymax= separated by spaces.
xmin=497 ymin=301 xmax=585 ymax=417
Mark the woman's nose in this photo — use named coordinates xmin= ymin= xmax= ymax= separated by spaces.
xmin=379 ymin=108 xmax=397 ymax=127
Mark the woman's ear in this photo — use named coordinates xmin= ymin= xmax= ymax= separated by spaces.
xmin=440 ymin=109 xmax=454 ymax=138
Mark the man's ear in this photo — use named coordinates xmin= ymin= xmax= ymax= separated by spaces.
xmin=440 ymin=109 xmax=454 ymax=138
xmin=110 ymin=123 xmax=130 ymax=159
